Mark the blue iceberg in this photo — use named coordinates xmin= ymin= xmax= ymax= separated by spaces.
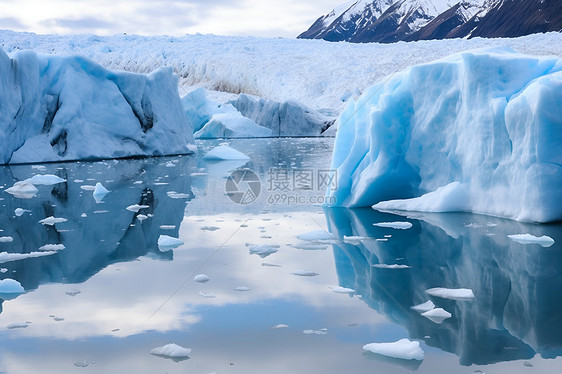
xmin=329 ymin=48 xmax=562 ymax=222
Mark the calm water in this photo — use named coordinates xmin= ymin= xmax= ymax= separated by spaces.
xmin=0 ymin=138 xmax=561 ymax=373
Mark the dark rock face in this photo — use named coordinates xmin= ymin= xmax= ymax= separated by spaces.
xmin=298 ymin=0 xmax=562 ymax=44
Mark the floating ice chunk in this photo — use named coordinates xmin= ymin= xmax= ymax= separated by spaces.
xmin=296 ymin=230 xmax=333 ymax=241
xmin=194 ymin=274 xmax=210 ymax=283
xmin=160 ymin=225 xmax=176 ymax=230
xmin=271 ymin=324 xmax=289 ymax=329
xmin=0 ymin=268 xmax=7 ymax=273
xmin=14 ymin=208 xmax=30 ymax=216
xmin=195 ymin=108 xmax=273 ymax=139
xmin=425 ymin=287 xmax=475 ymax=300
xmin=203 ymin=145 xmax=250 ymax=161
xmin=289 ymin=243 xmax=328 ymax=250
xmin=80 ymin=185 xmax=96 ymax=191
xmin=201 ymin=226 xmax=220 ymax=231
xmin=158 ymin=235 xmax=184 ymax=250
xmin=7 ymin=322 xmax=28 ymax=329
xmin=65 ymin=290 xmax=81 ymax=297
xmin=137 ymin=214 xmax=148 ymax=221
xmin=373 ymin=264 xmax=412 ymax=269
xmin=199 ymin=291 xmax=216 ymax=298
xmin=0 ymin=236 xmax=13 ymax=243
xmin=422 ymin=308 xmax=452 ymax=324
xmin=0 ymin=278 xmax=24 ymax=294
xmin=303 ymin=328 xmax=328 ymax=335
xmin=373 ymin=222 xmax=413 ymax=230
xmin=126 ymin=204 xmax=150 ymax=212
xmin=26 ymin=174 xmax=66 ymax=185
xmin=38 ymin=244 xmax=65 ymax=251
xmin=246 ymin=243 xmax=278 ymax=258
xmin=363 ymin=339 xmax=424 ymax=361
xmin=4 ymin=181 xmax=38 ymax=199
xmin=150 ymin=343 xmax=191 ymax=360
xmin=290 ymin=270 xmax=319 ymax=277
xmin=261 ymin=262 xmax=282 ymax=267
xmin=235 ymin=286 xmax=251 ymax=292
xmin=167 ymin=191 xmax=191 ymax=199
xmin=39 ymin=216 xmax=67 ymax=226
xmin=93 ymin=182 xmax=110 ymax=202
xmin=411 ymin=300 xmax=435 ymax=313
xmin=74 ymin=361 xmax=90 ymax=368
xmin=330 ymin=286 xmax=355 ymax=294
xmin=507 ymin=234 xmax=555 ymax=248
xmin=0 ymin=251 xmax=57 ymax=263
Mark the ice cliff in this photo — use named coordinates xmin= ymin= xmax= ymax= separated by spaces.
xmin=0 ymin=49 xmax=194 ymax=164
xmin=329 ymin=48 xmax=562 ymax=222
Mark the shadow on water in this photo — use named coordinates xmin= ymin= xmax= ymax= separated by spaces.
xmin=324 ymin=207 xmax=562 ymax=366
xmin=0 ymin=156 xmax=196 ymax=306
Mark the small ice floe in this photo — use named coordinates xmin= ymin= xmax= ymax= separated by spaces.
xmin=194 ymin=274 xmax=210 ymax=283
xmin=14 ymin=208 xmax=30 ymax=216
xmin=343 ymin=236 xmax=372 ymax=245
xmin=137 ymin=214 xmax=148 ymax=221
xmin=150 ymin=343 xmax=191 ymax=361
xmin=157 ymin=235 xmax=184 ymax=251
xmin=165 ymin=161 xmax=176 ymax=168
xmin=425 ymin=288 xmax=475 ymax=300
xmin=0 ymin=268 xmax=7 ymax=273
xmin=80 ymin=213 xmax=87 ymax=218
xmin=74 ymin=361 xmax=93 ymax=368
xmin=26 ymin=174 xmax=66 ymax=185
xmin=4 ymin=181 xmax=38 ymax=199
xmin=384 ymin=235 xmax=392 ymax=238
xmin=234 ymin=286 xmax=251 ymax=292
xmin=261 ymin=263 xmax=282 ymax=267
xmin=31 ymin=165 xmax=46 ymax=171
xmin=289 ymin=243 xmax=328 ymax=250
xmin=246 ymin=243 xmax=278 ymax=258
xmin=290 ymin=270 xmax=319 ymax=277
xmin=507 ymin=234 xmax=555 ymax=248
xmin=376 ymin=238 xmax=389 ymax=242
xmin=160 ymin=225 xmax=176 ymax=230
xmin=0 ymin=236 xmax=14 ymax=243
xmin=296 ymin=230 xmax=334 ymax=242
xmin=411 ymin=300 xmax=435 ymax=313
xmin=330 ymin=286 xmax=355 ymax=294
xmin=465 ymin=223 xmax=483 ymax=228
xmin=65 ymin=290 xmax=81 ymax=297
xmin=167 ymin=191 xmax=191 ymax=199
xmin=203 ymin=145 xmax=250 ymax=161
xmin=0 ymin=251 xmax=57 ymax=264
xmin=7 ymin=322 xmax=29 ymax=329
xmin=421 ymin=308 xmax=452 ymax=324
xmin=303 ymin=328 xmax=328 ymax=335
xmin=373 ymin=222 xmax=413 ymax=230
xmin=38 ymin=244 xmax=65 ymax=251
xmin=271 ymin=324 xmax=289 ymax=329
xmin=201 ymin=226 xmax=220 ymax=231
xmin=126 ymin=204 xmax=150 ymax=212
xmin=39 ymin=216 xmax=67 ymax=226
xmin=363 ymin=339 xmax=424 ymax=361
xmin=53 ymin=317 xmax=65 ymax=321
xmin=0 ymin=279 xmax=25 ymax=296
xmin=92 ymin=182 xmax=110 ymax=202
xmin=199 ymin=291 xmax=216 ymax=298
xmin=373 ymin=264 xmax=412 ymax=269
xmin=190 ymin=172 xmax=208 ymax=177
xmin=80 ymin=185 xmax=96 ymax=191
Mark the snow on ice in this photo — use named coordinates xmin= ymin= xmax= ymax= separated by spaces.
xmin=507 ymin=234 xmax=555 ymax=247
xmin=157 ymin=235 xmax=184 ymax=250
xmin=363 ymin=339 xmax=424 ymax=361
xmin=150 ymin=343 xmax=191 ymax=359
xmin=329 ymin=48 xmax=562 ymax=223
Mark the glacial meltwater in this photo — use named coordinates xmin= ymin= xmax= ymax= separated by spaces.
xmin=1 ymin=138 xmax=561 ymax=373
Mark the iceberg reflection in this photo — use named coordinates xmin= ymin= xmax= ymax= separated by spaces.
xmin=325 ymin=207 xmax=562 ymax=366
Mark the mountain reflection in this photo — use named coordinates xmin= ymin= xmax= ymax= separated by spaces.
xmin=0 ymin=156 xmax=195 ymax=297
xmin=325 ymin=207 xmax=562 ymax=366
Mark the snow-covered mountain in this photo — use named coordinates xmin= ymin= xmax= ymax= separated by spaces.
xmin=299 ymin=0 xmax=562 ymax=43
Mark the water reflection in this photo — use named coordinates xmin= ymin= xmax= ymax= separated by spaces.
xmin=0 ymin=156 xmax=195 ymax=298
xmin=325 ymin=207 xmax=562 ymax=366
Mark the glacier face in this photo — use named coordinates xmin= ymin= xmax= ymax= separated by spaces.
xmin=329 ymin=48 xmax=562 ymax=223
xmin=0 ymin=49 xmax=194 ymax=164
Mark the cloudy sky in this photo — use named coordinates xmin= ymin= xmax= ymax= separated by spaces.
xmin=0 ymin=0 xmax=346 ymax=37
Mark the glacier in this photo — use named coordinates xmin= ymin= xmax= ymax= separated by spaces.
xmin=0 ymin=48 xmax=194 ymax=164
xmin=329 ymin=48 xmax=562 ymax=223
